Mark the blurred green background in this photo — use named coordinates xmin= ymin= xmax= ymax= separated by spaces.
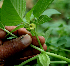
xmin=25 ymin=0 xmax=70 ymax=66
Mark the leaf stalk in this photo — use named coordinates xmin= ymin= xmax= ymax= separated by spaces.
xmin=3 ymin=28 xmax=17 ymax=38
xmin=50 ymin=61 xmax=67 ymax=64
xmin=14 ymin=55 xmax=38 ymax=66
xmin=30 ymin=44 xmax=70 ymax=63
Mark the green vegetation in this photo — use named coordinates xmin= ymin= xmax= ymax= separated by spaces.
xmin=0 ymin=0 xmax=70 ymax=66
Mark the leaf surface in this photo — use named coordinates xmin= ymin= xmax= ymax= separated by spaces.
xmin=0 ymin=8 xmax=1 ymax=21
xmin=33 ymin=0 xmax=54 ymax=18
xmin=42 ymin=9 xmax=61 ymax=17
xmin=34 ymin=15 xmax=52 ymax=25
xmin=45 ymin=29 xmax=52 ymax=42
xmin=1 ymin=0 xmax=26 ymax=26
xmin=25 ymin=8 xmax=33 ymax=23
xmin=57 ymin=36 xmax=67 ymax=47
xmin=65 ymin=37 xmax=70 ymax=47
xmin=37 ymin=53 xmax=50 ymax=66
xmin=0 ymin=21 xmax=4 ymax=29
xmin=11 ymin=24 xmax=24 ymax=33
xmin=67 ymin=17 xmax=70 ymax=19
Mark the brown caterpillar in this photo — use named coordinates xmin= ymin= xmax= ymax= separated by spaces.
xmin=0 ymin=34 xmax=32 ymax=61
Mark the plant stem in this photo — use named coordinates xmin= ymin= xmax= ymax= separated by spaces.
xmin=50 ymin=61 xmax=67 ymax=64
xmin=35 ymin=32 xmax=43 ymax=50
xmin=60 ymin=48 xmax=70 ymax=52
xmin=3 ymin=28 xmax=17 ymax=38
xmin=30 ymin=44 xmax=70 ymax=63
xmin=50 ymin=46 xmax=70 ymax=52
xmin=14 ymin=55 xmax=38 ymax=66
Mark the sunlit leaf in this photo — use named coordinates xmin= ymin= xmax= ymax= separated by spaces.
xmin=37 ymin=53 xmax=50 ymax=66
xmin=1 ymin=0 xmax=26 ymax=26
xmin=25 ymin=8 xmax=33 ymax=23
xmin=33 ymin=0 xmax=54 ymax=18
xmin=0 ymin=0 xmax=3 ymax=8
xmin=42 ymin=9 xmax=61 ymax=17
xmin=34 ymin=15 xmax=52 ymax=25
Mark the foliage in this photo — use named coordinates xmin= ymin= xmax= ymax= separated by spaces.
xmin=0 ymin=8 xmax=1 ymax=21
xmin=0 ymin=0 xmax=70 ymax=66
xmin=37 ymin=53 xmax=50 ymax=66
xmin=42 ymin=9 xmax=61 ymax=17
xmin=1 ymin=0 xmax=26 ymax=26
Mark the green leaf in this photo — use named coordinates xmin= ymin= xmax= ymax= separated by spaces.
xmin=25 ymin=8 xmax=34 ymax=23
xmin=7 ymin=37 xmax=16 ymax=39
xmin=34 ymin=15 xmax=52 ymax=25
xmin=1 ymin=0 xmax=26 ymax=26
xmin=0 ymin=21 xmax=4 ymax=29
xmin=0 ymin=8 xmax=1 ymax=21
xmin=50 ymin=37 xmax=59 ymax=47
xmin=37 ymin=53 xmax=50 ymax=66
xmin=11 ymin=24 xmax=24 ymax=33
xmin=0 ymin=1 xmax=3 ymax=29
xmin=65 ymin=37 xmax=70 ymax=47
xmin=0 ymin=0 xmax=3 ymax=8
xmin=33 ymin=0 xmax=54 ymax=18
xmin=57 ymin=36 xmax=67 ymax=47
xmin=6 ymin=24 xmax=25 ymax=36
xmin=0 ymin=8 xmax=4 ymax=29
xmin=67 ymin=17 xmax=70 ymax=19
xmin=44 ymin=29 xmax=52 ymax=42
xmin=42 ymin=9 xmax=61 ymax=17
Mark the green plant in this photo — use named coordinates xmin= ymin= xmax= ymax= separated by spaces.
xmin=0 ymin=0 xmax=70 ymax=66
